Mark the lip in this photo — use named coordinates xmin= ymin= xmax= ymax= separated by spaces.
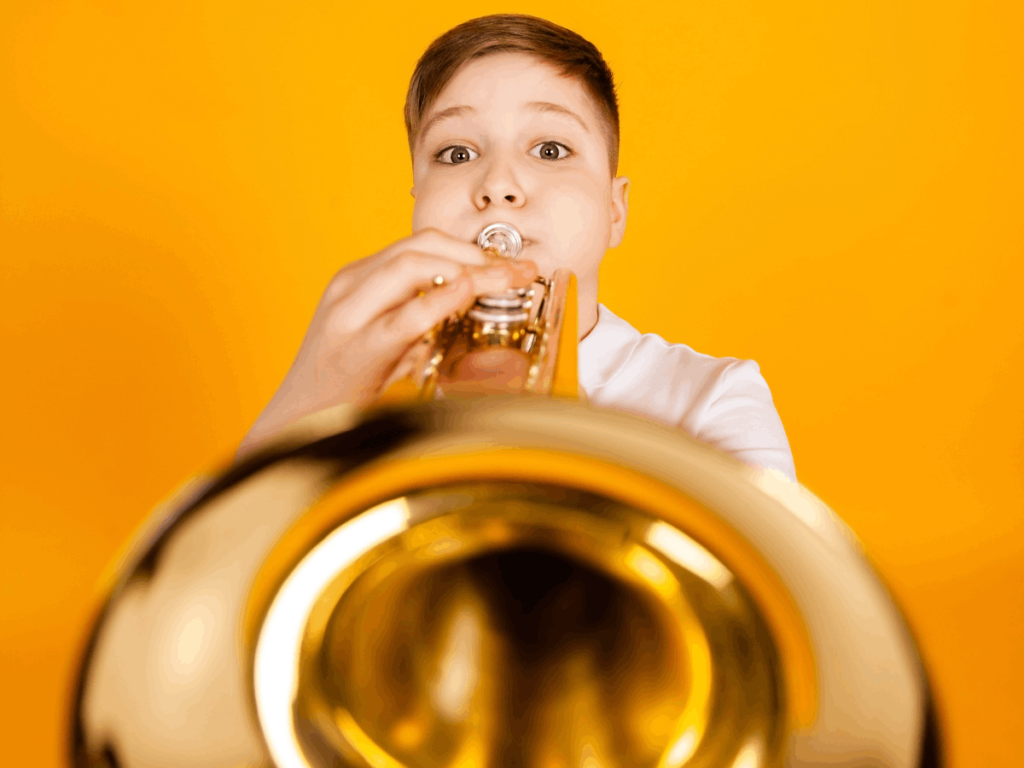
xmin=470 ymin=235 xmax=536 ymax=248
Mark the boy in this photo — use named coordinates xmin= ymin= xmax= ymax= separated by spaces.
xmin=240 ymin=14 xmax=795 ymax=482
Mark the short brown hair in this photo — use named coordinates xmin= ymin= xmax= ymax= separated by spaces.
xmin=405 ymin=14 xmax=620 ymax=174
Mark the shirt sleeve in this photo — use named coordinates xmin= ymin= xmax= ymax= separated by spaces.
xmin=692 ymin=359 xmax=797 ymax=482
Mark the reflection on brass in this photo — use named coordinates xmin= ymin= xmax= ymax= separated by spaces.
xmin=264 ymin=486 xmax=780 ymax=768
xmin=395 ymin=223 xmax=579 ymax=402
xmin=71 ymin=223 xmax=940 ymax=767
xmin=72 ymin=399 xmax=939 ymax=768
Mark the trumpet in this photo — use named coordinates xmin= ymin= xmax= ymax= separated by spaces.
xmin=71 ymin=224 xmax=941 ymax=768
xmin=389 ymin=222 xmax=579 ymax=403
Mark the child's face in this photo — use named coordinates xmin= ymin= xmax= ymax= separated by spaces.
xmin=410 ymin=53 xmax=629 ymax=283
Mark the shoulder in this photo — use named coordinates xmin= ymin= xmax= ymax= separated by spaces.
xmin=580 ymin=305 xmax=749 ymax=411
xmin=580 ymin=305 xmax=796 ymax=481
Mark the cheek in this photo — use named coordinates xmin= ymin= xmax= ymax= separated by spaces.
xmin=411 ymin=178 xmax=464 ymax=230
xmin=545 ymin=183 xmax=611 ymax=258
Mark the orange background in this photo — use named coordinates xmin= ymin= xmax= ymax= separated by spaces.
xmin=1 ymin=1 xmax=1021 ymax=765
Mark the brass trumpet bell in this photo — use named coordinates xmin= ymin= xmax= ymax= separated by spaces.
xmin=72 ymin=398 xmax=938 ymax=768
xmin=72 ymin=222 xmax=938 ymax=767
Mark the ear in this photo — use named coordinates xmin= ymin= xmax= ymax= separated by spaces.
xmin=608 ymin=176 xmax=630 ymax=248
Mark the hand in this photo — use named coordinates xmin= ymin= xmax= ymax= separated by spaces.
xmin=238 ymin=228 xmax=538 ymax=456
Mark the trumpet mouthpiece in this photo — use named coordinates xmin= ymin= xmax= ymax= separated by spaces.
xmin=477 ymin=222 xmax=523 ymax=260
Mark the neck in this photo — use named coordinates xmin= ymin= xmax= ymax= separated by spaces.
xmin=575 ymin=272 xmax=600 ymax=341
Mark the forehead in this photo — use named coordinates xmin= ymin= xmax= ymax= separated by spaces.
xmin=428 ymin=52 xmax=600 ymax=122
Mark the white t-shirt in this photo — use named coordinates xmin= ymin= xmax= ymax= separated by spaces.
xmin=578 ymin=304 xmax=797 ymax=482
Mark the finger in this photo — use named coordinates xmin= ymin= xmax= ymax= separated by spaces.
xmin=399 ymin=229 xmax=539 ymax=284
xmin=465 ymin=258 xmax=541 ymax=295
xmin=308 ymin=276 xmax=475 ymax=410
xmin=506 ymin=259 xmax=539 ymax=287
xmin=378 ymin=338 xmax=427 ymax=394
xmin=381 ymin=227 xmax=493 ymax=267
xmin=324 ymin=229 xmax=534 ymax=305
xmin=330 ymin=252 xmax=538 ymax=336
xmin=363 ymin=274 xmax=476 ymax=356
xmin=327 ymin=253 xmax=491 ymax=336
xmin=320 ymin=229 xmax=484 ymax=305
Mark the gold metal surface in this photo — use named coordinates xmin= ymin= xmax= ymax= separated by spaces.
xmin=73 ymin=399 xmax=935 ymax=768
xmin=71 ymin=222 xmax=936 ymax=767
xmin=397 ymin=224 xmax=579 ymax=401
xmin=251 ymin=483 xmax=783 ymax=768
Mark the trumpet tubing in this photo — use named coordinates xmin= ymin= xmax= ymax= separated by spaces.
xmin=396 ymin=223 xmax=578 ymax=401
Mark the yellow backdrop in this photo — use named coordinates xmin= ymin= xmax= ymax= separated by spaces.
xmin=1 ymin=1 xmax=1021 ymax=764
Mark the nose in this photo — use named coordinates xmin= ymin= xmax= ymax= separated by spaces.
xmin=474 ymin=157 xmax=526 ymax=210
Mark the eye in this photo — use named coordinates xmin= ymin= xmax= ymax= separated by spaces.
xmin=435 ymin=145 xmax=479 ymax=165
xmin=530 ymin=141 xmax=572 ymax=161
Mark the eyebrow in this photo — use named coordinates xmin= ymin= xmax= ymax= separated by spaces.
xmin=525 ymin=101 xmax=591 ymax=133
xmin=418 ymin=101 xmax=591 ymax=146
xmin=418 ymin=105 xmax=476 ymax=146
